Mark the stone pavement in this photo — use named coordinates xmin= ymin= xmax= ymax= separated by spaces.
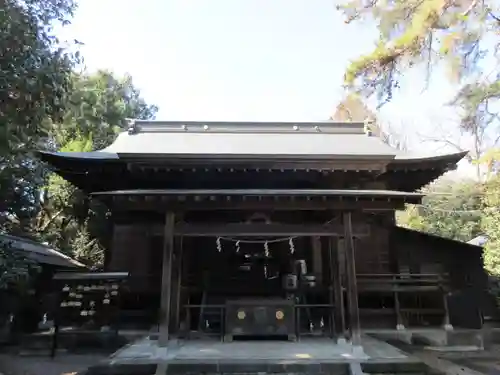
xmin=0 ymin=353 xmax=106 ymax=375
xmin=80 ymin=335 xmax=426 ymax=375
xmin=110 ymin=335 xmax=409 ymax=363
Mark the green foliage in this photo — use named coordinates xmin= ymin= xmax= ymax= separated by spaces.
xmin=451 ymin=81 xmax=500 ymax=144
xmin=52 ymin=70 xmax=158 ymax=150
xmin=0 ymin=0 xmax=77 ymax=151
xmin=37 ymin=72 xmax=157 ymax=265
xmin=0 ymin=1 xmax=157 ymax=276
xmin=483 ymin=164 xmax=500 ymax=276
xmin=37 ymin=134 xmax=94 ymax=258
xmin=401 ymin=151 xmax=500 ymax=278
xmin=0 ymin=0 xmax=78 ymax=234
xmin=71 ymin=223 xmax=104 ymax=267
xmin=338 ymin=0 xmax=494 ymax=101
xmin=339 ymin=0 xmax=500 ymax=179
xmin=0 ymin=241 xmax=40 ymax=291
xmin=398 ymin=178 xmax=483 ymax=242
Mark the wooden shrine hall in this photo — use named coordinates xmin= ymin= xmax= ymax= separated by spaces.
xmin=38 ymin=120 xmax=490 ymax=350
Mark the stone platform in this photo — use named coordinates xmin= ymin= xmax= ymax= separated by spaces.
xmin=86 ymin=335 xmax=428 ymax=375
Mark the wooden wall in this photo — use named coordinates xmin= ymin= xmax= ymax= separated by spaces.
xmin=389 ymin=227 xmax=490 ymax=328
xmin=353 ymin=212 xmax=393 ymax=275
xmin=109 ymin=224 xmax=152 ymax=292
xmin=389 ymin=227 xmax=485 ymax=285
xmin=354 ymin=226 xmax=391 ymax=274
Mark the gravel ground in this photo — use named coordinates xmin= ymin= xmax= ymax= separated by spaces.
xmin=0 ymin=353 xmax=106 ymax=375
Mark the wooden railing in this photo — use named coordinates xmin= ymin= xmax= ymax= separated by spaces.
xmin=357 ymin=273 xmax=449 ymax=291
xmin=118 ymin=273 xmax=452 ymax=331
xmin=356 ymin=273 xmax=451 ymax=328
xmin=295 ymin=304 xmax=335 ymax=337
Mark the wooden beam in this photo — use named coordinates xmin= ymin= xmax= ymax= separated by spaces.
xmin=173 ymin=222 xmax=370 ymax=237
xmin=343 ymin=211 xmax=361 ymax=346
xmin=111 ymin=199 xmax=407 ymax=212
xmin=159 ymin=212 xmax=175 ymax=346
xmin=125 ymin=158 xmax=390 ymax=172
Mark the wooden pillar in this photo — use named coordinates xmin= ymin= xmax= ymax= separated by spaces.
xmin=180 ymin=238 xmax=191 ymax=335
xmin=394 ymin=282 xmax=404 ymax=330
xmin=441 ymin=275 xmax=453 ymax=331
xmin=170 ymin=236 xmax=184 ymax=333
xmin=442 ymin=292 xmax=453 ymax=330
xmin=331 ymin=238 xmax=345 ymax=338
xmin=327 ymin=238 xmax=335 ymax=338
xmin=159 ymin=212 xmax=175 ymax=346
xmin=343 ymin=211 xmax=361 ymax=346
xmin=169 ymin=237 xmax=182 ymax=336
xmin=311 ymin=236 xmax=323 ymax=285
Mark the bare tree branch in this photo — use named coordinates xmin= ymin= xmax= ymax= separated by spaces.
xmin=463 ymin=0 xmax=480 ymax=16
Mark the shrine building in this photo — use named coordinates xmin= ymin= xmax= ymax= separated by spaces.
xmin=38 ymin=120 xmax=490 ymax=355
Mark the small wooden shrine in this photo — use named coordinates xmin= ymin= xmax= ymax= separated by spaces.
xmin=38 ymin=120 xmax=489 ymax=349
xmin=50 ymin=271 xmax=128 ymax=356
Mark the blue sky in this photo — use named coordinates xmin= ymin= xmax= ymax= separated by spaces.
xmin=56 ymin=0 xmax=463 ymax=152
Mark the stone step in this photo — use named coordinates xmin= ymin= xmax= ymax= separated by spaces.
xmin=412 ymin=331 xmax=484 ymax=349
xmin=423 ymin=345 xmax=482 ymax=352
xmin=85 ymin=362 xmax=431 ymax=375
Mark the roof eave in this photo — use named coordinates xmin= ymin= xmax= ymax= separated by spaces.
xmin=38 ymin=150 xmax=396 ymax=162
xmin=0 ymin=234 xmax=87 ymax=268
xmin=37 ymin=150 xmax=120 ymax=162
xmin=391 ymin=151 xmax=468 ymax=166
xmin=394 ymin=226 xmax=483 ymax=250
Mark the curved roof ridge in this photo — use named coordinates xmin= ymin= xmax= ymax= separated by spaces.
xmin=125 ymin=119 xmax=367 ymax=135
xmin=37 ymin=120 xmax=467 ymax=170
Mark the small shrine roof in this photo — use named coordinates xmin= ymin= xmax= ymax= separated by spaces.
xmin=394 ymin=227 xmax=484 ymax=250
xmin=0 ymin=233 xmax=86 ymax=268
